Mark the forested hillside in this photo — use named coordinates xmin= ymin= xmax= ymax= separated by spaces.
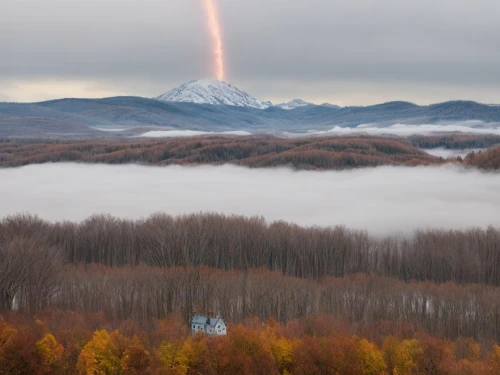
xmin=3 ymin=135 xmax=500 ymax=170
xmin=0 ymin=136 xmax=440 ymax=169
xmin=2 ymin=214 xmax=500 ymax=340
xmin=2 ymin=213 xmax=500 ymax=373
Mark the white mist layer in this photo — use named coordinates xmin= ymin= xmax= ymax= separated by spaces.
xmin=1 ymin=164 xmax=499 ymax=236
xmin=140 ymin=130 xmax=252 ymax=138
xmin=326 ymin=121 xmax=500 ymax=137
xmin=298 ymin=122 xmax=500 ymax=137
xmin=423 ymin=147 xmax=488 ymax=159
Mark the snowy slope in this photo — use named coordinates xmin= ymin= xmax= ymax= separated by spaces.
xmin=275 ymin=99 xmax=312 ymax=110
xmin=156 ymin=78 xmax=271 ymax=109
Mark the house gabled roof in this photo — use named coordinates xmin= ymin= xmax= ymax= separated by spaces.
xmin=191 ymin=315 xmax=225 ymax=328
xmin=191 ymin=315 xmax=209 ymax=325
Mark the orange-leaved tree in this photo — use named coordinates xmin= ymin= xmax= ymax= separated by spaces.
xmin=120 ymin=335 xmax=151 ymax=375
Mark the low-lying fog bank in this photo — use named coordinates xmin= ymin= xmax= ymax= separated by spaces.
xmin=320 ymin=122 xmax=500 ymax=137
xmin=1 ymin=164 xmax=499 ymax=236
xmin=422 ymin=147 xmax=488 ymax=158
xmin=139 ymin=130 xmax=252 ymax=137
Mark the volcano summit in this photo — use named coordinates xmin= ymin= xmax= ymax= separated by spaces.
xmin=155 ymin=78 xmax=272 ymax=109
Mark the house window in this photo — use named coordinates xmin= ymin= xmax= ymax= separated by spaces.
xmin=192 ymin=325 xmax=195 ymax=329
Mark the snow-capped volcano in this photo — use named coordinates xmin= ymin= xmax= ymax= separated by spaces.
xmin=276 ymin=99 xmax=313 ymax=110
xmin=156 ymin=78 xmax=271 ymax=109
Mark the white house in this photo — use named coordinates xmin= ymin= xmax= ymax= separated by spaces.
xmin=191 ymin=314 xmax=227 ymax=336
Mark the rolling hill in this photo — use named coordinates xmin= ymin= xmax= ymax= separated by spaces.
xmin=1 ymin=96 xmax=500 ymax=138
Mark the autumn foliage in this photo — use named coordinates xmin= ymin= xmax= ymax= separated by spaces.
xmin=0 ymin=136 xmax=440 ymax=169
xmin=2 ymin=214 xmax=500 ymax=342
xmin=2 ymin=212 xmax=500 ymax=372
xmin=2 ymin=313 xmax=500 ymax=374
xmin=2 ymin=135 xmax=500 ymax=173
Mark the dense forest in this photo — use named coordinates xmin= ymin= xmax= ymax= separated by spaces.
xmin=2 ymin=214 xmax=500 ymax=346
xmin=0 ymin=136 xmax=440 ymax=169
xmin=1 ymin=135 xmax=500 ymax=170
xmin=2 ymin=312 xmax=500 ymax=374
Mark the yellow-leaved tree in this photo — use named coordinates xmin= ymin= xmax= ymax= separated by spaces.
xmin=76 ymin=330 xmax=121 ymax=375
xmin=383 ymin=337 xmax=422 ymax=375
xmin=175 ymin=337 xmax=208 ymax=374
xmin=0 ymin=320 xmax=20 ymax=374
xmin=490 ymin=344 xmax=500 ymax=375
xmin=36 ymin=333 xmax=65 ymax=373
xmin=267 ymin=333 xmax=296 ymax=375
xmin=358 ymin=338 xmax=388 ymax=375
xmin=157 ymin=340 xmax=189 ymax=375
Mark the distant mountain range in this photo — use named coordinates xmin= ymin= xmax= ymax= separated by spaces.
xmin=1 ymin=78 xmax=500 ymax=138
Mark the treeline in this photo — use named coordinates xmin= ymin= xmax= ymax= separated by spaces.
xmin=0 ymin=136 xmax=440 ymax=169
xmin=409 ymin=134 xmax=500 ymax=150
xmin=2 ymin=313 xmax=500 ymax=375
xmin=2 ymin=135 xmax=500 ymax=170
xmin=3 ymin=213 xmax=500 ymax=286
xmin=465 ymin=147 xmax=500 ymax=170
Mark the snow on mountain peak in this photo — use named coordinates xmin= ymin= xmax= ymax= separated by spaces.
xmin=276 ymin=99 xmax=312 ymax=110
xmin=155 ymin=78 xmax=271 ymax=109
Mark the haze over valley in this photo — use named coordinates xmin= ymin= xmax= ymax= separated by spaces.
xmin=1 ymin=163 xmax=499 ymax=236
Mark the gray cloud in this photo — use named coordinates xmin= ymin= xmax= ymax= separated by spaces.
xmin=2 ymin=0 xmax=500 ymax=104
xmin=1 ymin=164 xmax=500 ymax=236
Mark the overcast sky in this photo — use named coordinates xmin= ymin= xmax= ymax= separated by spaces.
xmin=2 ymin=0 xmax=500 ymax=105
